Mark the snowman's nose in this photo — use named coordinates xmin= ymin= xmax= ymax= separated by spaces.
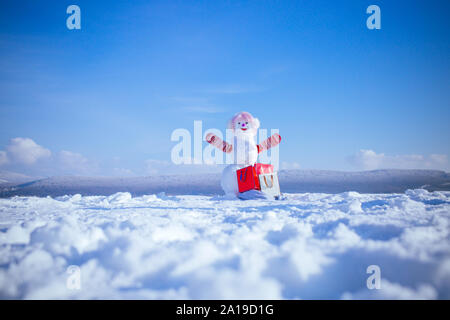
xmin=242 ymin=123 xmax=246 ymax=127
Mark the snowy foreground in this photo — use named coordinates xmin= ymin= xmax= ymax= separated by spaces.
xmin=1 ymin=189 xmax=450 ymax=299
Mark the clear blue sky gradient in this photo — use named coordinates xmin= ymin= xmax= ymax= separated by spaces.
xmin=0 ymin=0 xmax=449 ymax=174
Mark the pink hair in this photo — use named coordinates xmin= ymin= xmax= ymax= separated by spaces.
xmin=227 ymin=111 xmax=260 ymax=131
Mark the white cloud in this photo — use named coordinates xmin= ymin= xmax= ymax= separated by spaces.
xmin=168 ymin=96 xmax=225 ymax=114
xmin=145 ymin=158 xmax=222 ymax=176
xmin=0 ymin=138 xmax=98 ymax=176
xmin=181 ymin=106 xmax=224 ymax=113
xmin=5 ymin=138 xmax=51 ymax=165
xmin=59 ymin=150 xmax=88 ymax=167
xmin=341 ymin=280 xmax=437 ymax=300
xmin=112 ymin=168 xmax=136 ymax=177
xmin=0 ymin=151 xmax=8 ymax=166
xmin=349 ymin=149 xmax=449 ymax=171
xmin=280 ymin=161 xmax=301 ymax=170
xmin=145 ymin=159 xmax=170 ymax=175
xmin=170 ymin=96 xmax=209 ymax=104
xmin=202 ymin=84 xmax=260 ymax=94
xmin=57 ymin=150 xmax=93 ymax=175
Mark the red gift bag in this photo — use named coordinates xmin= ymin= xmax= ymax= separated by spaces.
xmin=254 ymin=163 xmax=273 ymax=175
xmin=236 ymin=165 xmax=258 ymax=193
xmin=236 ymin=164 xmax=274 ymax=193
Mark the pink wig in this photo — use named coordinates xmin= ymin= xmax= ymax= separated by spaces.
xmin=227 ymin=111 xmax=260 ymax=132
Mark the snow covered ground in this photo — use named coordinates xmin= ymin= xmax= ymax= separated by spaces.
xmin=0 ymin=189 xmax=450 ymax=299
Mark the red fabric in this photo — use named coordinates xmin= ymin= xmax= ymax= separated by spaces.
xmin=236 ymin=165 xmax=260 ymax=193
xmin=254 ymin=163 xmax=273 ymax=175
xmin=236 ymin=163 xmax=273 ymax=193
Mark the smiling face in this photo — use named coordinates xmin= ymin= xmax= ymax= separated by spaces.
xmin=234 ymin=116 xmax=252 ymax=138
xmin=229 ymin=112 xmax=260 ymax=138
xmin=237 ymin=118 xmax=250 ymax=131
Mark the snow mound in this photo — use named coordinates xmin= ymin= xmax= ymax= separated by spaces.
xmin=0 ymin=190 xmax=449 ymax=299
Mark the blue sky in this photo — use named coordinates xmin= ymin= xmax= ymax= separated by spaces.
xmin=0 ymin=0 xmax=449 ymax=176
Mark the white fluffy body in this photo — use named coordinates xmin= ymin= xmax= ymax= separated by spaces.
xmin=221 ymin=112 xmax=260 ymax=196
xmin=230 ymin=113 xmax=259 ymax=165
xmin=233 ymin=135 xmax=259 ymax=166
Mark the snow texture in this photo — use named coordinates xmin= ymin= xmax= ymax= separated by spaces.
xmin=0 ymin=189 xmax=449 ymax=299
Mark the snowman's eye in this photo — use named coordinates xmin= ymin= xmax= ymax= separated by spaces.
xmin=237 ymin=122 xmax=240 ymax=125
xmin=245 ymin=122 xmax=248 ymax=124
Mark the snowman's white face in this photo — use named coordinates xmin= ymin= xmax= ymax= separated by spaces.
xmin=234 ymin=117 xmax=255 ymax=138
xmin=236 ymin=119 xmax=250 ymax=131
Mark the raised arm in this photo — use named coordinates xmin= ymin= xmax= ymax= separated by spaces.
xmin=257 ymin=133 xmax=281 ymax=153
xmin=205 ymin=133 xmax=233 ymax=153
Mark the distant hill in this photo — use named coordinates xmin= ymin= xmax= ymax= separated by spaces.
xmin=278 ymin=169 xmax=450 ymax=193
xmin=1 ymin=169 xmax=449 ymax=198
xmin=0 ymin=170 xmax=40 ymax=187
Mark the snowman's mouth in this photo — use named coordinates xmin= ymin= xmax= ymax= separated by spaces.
xmin=240 ymin=128 xmax=248 ymax=131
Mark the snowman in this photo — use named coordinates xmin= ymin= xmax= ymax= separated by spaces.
xmin=206 ymin=111 xmax=281 ymax=198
